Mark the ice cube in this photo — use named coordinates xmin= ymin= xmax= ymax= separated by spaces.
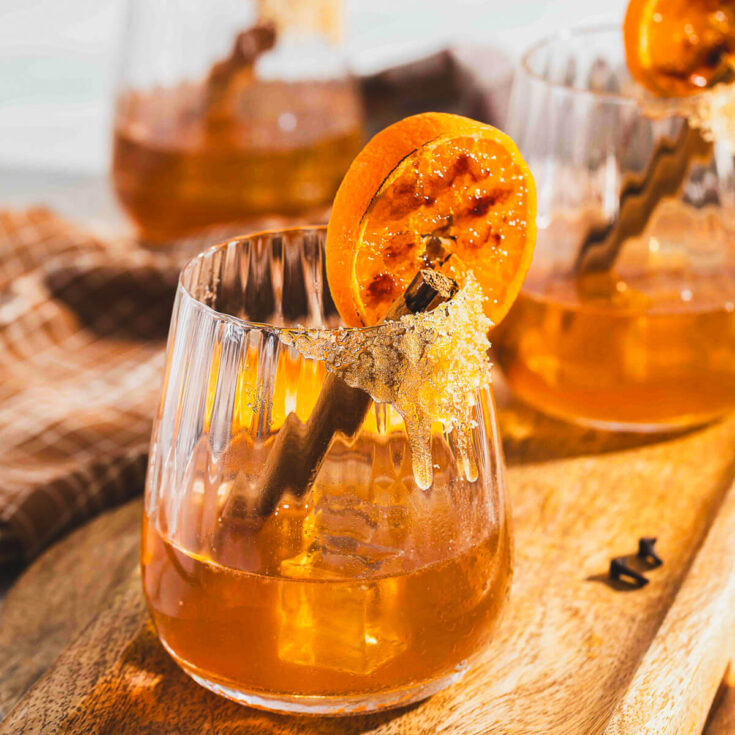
xmin=277 ymin=550 xmax=406 ymax=674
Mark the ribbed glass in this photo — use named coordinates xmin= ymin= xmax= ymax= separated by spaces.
xmin=142 ymin=227 xmax=512 ymax=715
xmin=506 ymin=24 xmax=735 ymax=257
xmin=496 ymin=25 xmax=735 ymax=431
xmin=111 ymin=0 xmax=364 ymax=243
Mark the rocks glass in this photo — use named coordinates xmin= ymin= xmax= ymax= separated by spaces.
xmin=141 ymin=227 xmax=512 ymax=714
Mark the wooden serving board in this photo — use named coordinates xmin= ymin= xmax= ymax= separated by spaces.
xmin=2 ymin=385 xmax=735 ymax=735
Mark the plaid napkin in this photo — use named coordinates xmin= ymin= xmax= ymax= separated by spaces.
xmin=0 ymin=209 xmax=184 ymax=567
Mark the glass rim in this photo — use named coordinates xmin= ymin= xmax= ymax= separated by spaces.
xmin=519 ymin=22 xmax=716 ymax=109
xmin=178 ymin=225 xmax=418 ymax=338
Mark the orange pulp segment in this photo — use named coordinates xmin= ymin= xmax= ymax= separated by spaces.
xmin=624 ymin=0 xmax=735 ymax=97
xmin=325 ymin=112 xmax=536 ymax=327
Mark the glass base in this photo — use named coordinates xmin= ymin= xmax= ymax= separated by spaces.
xmin=186 ymin=670 xmax=465 ymax=716
xmin=506 ymin=384 xmax=720 ymax=434
xmin=520 ymin=398 xmax=718 ymax=433
xmin=165 ymin=644 xmax=468 ymax=716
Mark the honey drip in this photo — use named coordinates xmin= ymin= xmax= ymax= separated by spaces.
xmin=280 ymin=278 xmax=492 ymax=489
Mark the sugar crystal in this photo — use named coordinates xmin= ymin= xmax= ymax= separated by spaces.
xmin=280 ymin=277 xmax=492 ymax=489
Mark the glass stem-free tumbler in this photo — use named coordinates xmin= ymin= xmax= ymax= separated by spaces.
xmin=112 ymin=0 xmax=364 ymax=243
xmin=142 ymin=227 xmax=512 ymax=714
xmin=497 ymin=25 xmax=735 ymax=431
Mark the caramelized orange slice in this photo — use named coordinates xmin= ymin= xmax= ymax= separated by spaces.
xmin=624 ymin=0 xmax=735 ymax=97
xmin=325 ymin=112 xmax=536 ymax=327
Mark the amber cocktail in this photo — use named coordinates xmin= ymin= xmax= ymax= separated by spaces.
xmin=500 ymin=26 xmax=735 ymax=430
xmin=112 ymin=0 xmax=363 ymax=243
xmin=142 ymin=229 xmax=512 ymax=714
xmin=113 ymin=81 xmax=362 ymax=243
xmin=142 ymin=438 xmax=510 ymax=708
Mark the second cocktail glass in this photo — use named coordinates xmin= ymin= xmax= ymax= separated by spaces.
xmin=142 ymin=227 xmax=512 ymax=715
xmin=112 ymin=0 xmax=363 ymax=243
xmin=498 ymin=25 xmax=735 ymax=431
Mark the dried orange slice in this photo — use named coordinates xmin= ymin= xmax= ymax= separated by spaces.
xmin=624 ymin=0 xmax=735 ymax=97
xmin=325 ymin=112 xmax=536 ymax=327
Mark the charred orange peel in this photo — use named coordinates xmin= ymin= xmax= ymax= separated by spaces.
xmin=325 ymin=112 xmax=537 ymax=327
xmin=624 ymin=0 xmax=735 ymax=97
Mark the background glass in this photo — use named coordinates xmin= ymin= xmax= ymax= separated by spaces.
xmin=498 ymin=25 xmax=735 ymax=431
xmin=142 ymin=227 xmax=512 ymax=714
xmin=112 ymin=0 xmax=364 ymax=243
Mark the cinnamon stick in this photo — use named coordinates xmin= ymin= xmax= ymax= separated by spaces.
xmin=575 ymin=120 xmax=712 ymax=275
xmin=204 ymin=22 xmax=277 ymax=122
xmin=225 ymin=269 xmax=457 ymax=520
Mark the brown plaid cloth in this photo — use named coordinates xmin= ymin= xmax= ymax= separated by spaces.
xmin=0 ymin=207 xmax=321 ymax=569
xmin=0 ymin=208 xmax=183 ymax=568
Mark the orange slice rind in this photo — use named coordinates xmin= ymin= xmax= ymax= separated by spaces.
xmin=624 ymin=0 xmax=735 ymax=97
xmin=325 ymin=112 xmax=536 ymax=327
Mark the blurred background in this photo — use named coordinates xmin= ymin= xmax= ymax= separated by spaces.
xmin=1 ymin=0 xmax=625 ymax=228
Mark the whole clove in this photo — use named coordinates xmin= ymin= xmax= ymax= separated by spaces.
xmin=637 ymin=536 xmax=663 ymax=567
xmin=609 ymin=557 xmax=650 ymax=588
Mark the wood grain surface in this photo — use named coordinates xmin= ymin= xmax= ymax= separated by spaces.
xmin=705 ymin=661 xmax=735 ymax=735
xmin=0 ymin=499 xmax=142 ymax=718
xmin=604 ymin=476 xmax=735 ymax=734
xmin=2 ymin=389 xmax=735 ymax=734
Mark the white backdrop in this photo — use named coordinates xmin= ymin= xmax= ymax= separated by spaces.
xmin=0 ymin=0 xmax=625 ymax=174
